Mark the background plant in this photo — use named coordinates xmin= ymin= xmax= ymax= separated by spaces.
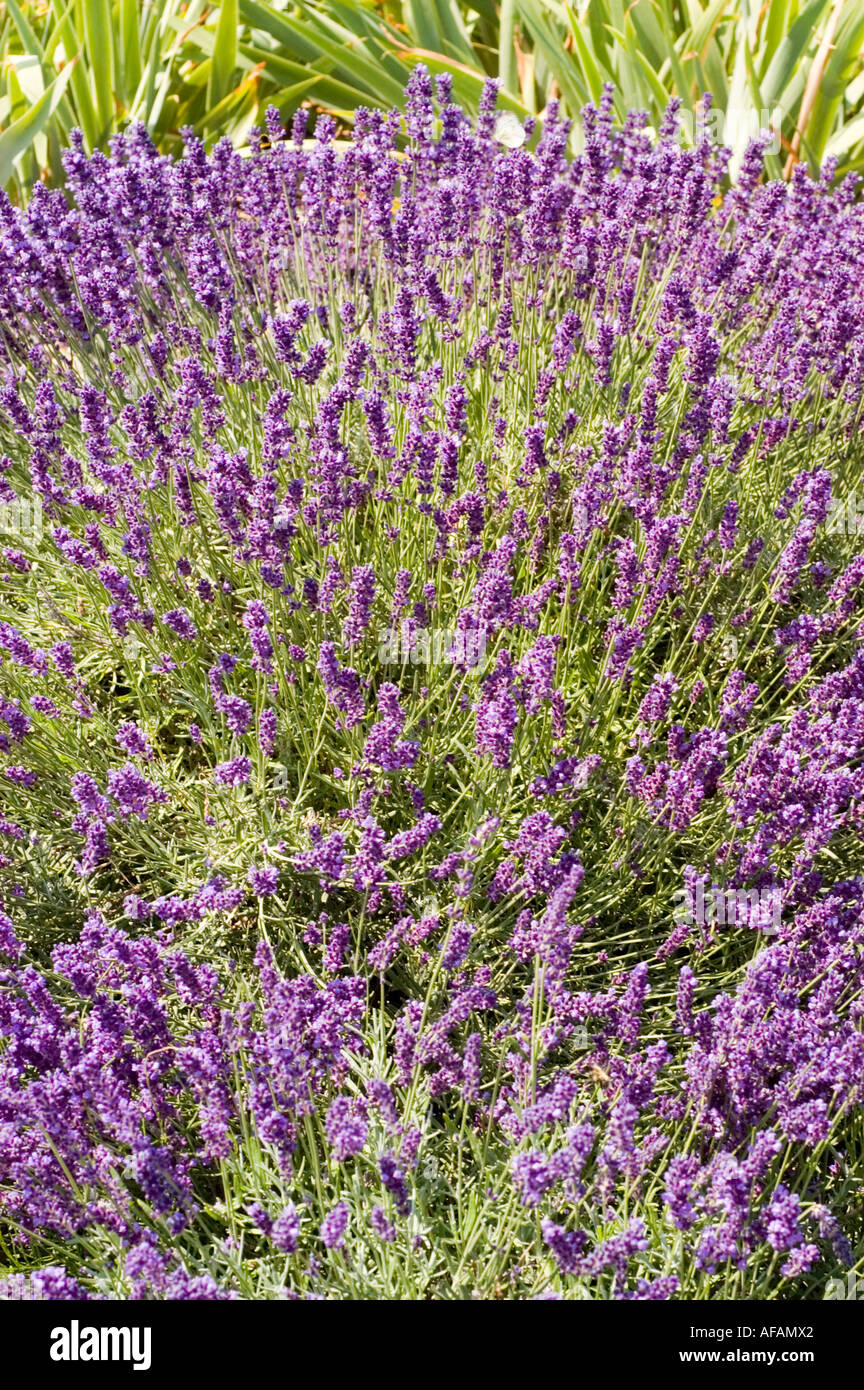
xmin=2 ymin=0 xmax=864 ymax=203
xmin=0 ymin=71 xmax=863 ymax=1298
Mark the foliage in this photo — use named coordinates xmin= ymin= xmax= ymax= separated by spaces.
xmin=1 ymin=0 xmax=864 ymax=202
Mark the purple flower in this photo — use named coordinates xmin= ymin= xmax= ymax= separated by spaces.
xmin=363 ymin=683 xmax=418 ymax=770
xmin=370 ymin=1206 xmax=395 ymax=1242
xmin=475 ymin=660 xmax=519 ymax=769
xmin=317 ymin=642 xmax=366 ymax=727
xmin=765 ymin=1186 xmax=803 ymax=1252
xmin=541 ymin=1219 xmax=588 ymax=1275
xmin=271 ymin=1204 xmax=300 ymax=1253
xmin=259 ymin=707 xmax=278 ymax=756
xmin=325 ymin=1096 xmax=368 ymax=1161
xmin=692 ymin=613 xmax=714 ymax=643
xmin=320 ymin=1202 xmax=350 ymax=1250
xmin=248 ymin=864 xmax=279 ymax=898
xmin=116 ymin=721 xmax=152 ymax=759
xmin=0 ymin=910 xmax=24 ymax=958
xmin=343 ymin=565 xmax=376 ymax=645
xmin=107 ymin=763 xmax=167 ymax=818
xmin=162 ymin=607 xmax=198 ymax=641
xmin=213 ymin=756 xmax=252 ymax=786
xmin=379 ymin=1153 xmax=410 ymax=1215
xmin=512 ymin=1150 xmax=555 ymax=1207
xmin=0 ymin=71 xmax=863 ymax=1304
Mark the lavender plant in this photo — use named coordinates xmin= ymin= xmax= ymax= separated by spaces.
xmin=0 ymin=71 xmax=863 ymax=1301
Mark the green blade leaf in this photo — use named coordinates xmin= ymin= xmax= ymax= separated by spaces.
xmin=825 ymin=109 xmax=864 ymax=158
xmin=82 ymin=0 xmax=115 ymax=140
xmin=499 ymin=0 xmax=519 ymax=96
xmin=3 ymin=0 xmax=46 ymax=63
xmin=515 ymin=0 xmax=589 ymax=115
xmin=209 ymin=0 xmax=239 ymax=110
xmin=759 ymin=0 xmax=793 ymax=75
xmin=427 ymin=0 xmax=480 ymax=70
xmin=802 ymin=5 xmax=864 ymax=169
xmin=403 ymin=0 xmax=446 ymax=54
xmin=742 ymin=35 xmax=784 ymax=179
xmin=689 ymin=0 xmax=731 ymax=59
xmin=241 ymin=3 xmax=406 ymax=107
xmin=48 ymin=0 xmax=99 ymax=149
xmin=239 ymin=43 xmax=375 ymax=114
xmin=633 ymin=45 xmax=676 ymax=118
xmin=0 ymin=59 xmax=76 ymax=188
xmin=565 ymin=14 xmax=608 ymax=105
xmin=627 ymin=0 xmax=670 ymax=73
xmin=760 ymin=0 xmax=832 ymax=107
xmin=238 ymin=0 xmax=302 ymax=50
xmin=119 ymin=0 xmax=143 ymax=109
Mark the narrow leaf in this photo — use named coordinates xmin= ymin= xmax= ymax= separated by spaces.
xmin=0 ymin=60 xmax=76 ymax=188
xmin=209 ymin=0 xmax=239 ymax=111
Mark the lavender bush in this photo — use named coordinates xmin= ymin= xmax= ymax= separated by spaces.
xmin=0 ymin=72 xmax=863 ymax=1301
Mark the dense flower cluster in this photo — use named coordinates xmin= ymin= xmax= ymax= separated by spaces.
xmin=0 ymin=71 xmax=863 ymax=1299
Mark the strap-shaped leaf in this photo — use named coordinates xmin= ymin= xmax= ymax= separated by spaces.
xmin=0 ymin=58 xmax=76 ymax=188
xmin=119 ymin=0 xmax=143 ymax=108
xmin=82 ymin=0 xmax=114 ymax=138
xmin=564 ymin=3 xmax=609 ymax=105
xmin=209 ymin=0 xmax=239 ymax=110
xmin=759 ymin=0 xmax=832 ymax=106
xmin=499 ymin=0 xmax=519 ymax=96
xmin=802 ymin=3 xmax=864 ymax=167
xmin=515 ymin=0 xmax=589 ymax=114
